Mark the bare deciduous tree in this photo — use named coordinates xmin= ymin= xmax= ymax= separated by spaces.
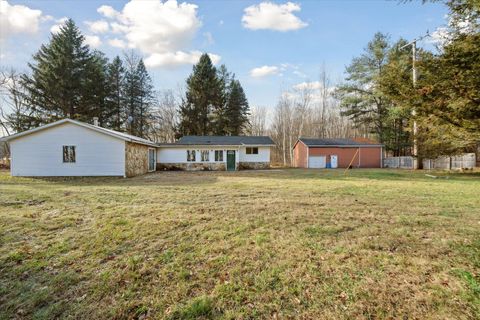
xmin=148 ymin=89 xmax=179 ymax=143
xmin=247 ymin=105 xmax=268 ymax=136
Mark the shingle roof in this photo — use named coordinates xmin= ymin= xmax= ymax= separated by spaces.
xmin=81 ymin=122 xmax=156 ymax=146
xmin=1 ymin=119 xmax=157 ymax=147
xmin=298 ymin=137 xmax=382 ymax=147
xmin=161 ymin=135 xmax=275 ymax=146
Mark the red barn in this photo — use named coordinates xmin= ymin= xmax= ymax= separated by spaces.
xmin=293 ymin=138 xmax=383 ymax=168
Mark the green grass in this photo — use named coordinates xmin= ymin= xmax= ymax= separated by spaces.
xmin=0 ymin=168 xmax=479 ymax=319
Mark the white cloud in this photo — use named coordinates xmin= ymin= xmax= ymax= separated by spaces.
xmin=428 ymin=26 xmax=449 ymax=45
xmin=250 ymin=65 xmax=280 ymax=78
xmin=97 ymin=5 xmax=121 ymax=19
xmin=203 ymin=32 xmax=214 ymax=46
xmin=293 ymin=81 xmax=323 ymax=91
xmin=144 ymin=51 xmax=220 ymax=68
xmin=97 ymin=0 xmax=216 ymax=68
xmin=50 ymin=17 xmax=68 ymax=34
xmin=110 ymin=22 xmax=129 ymax=34
xmin=85 ymin=20 xmax=109 ymax=33
xmin=0 ymin=0 xmax=43 ymax=40
xmin=242 ymin=2 xmax=307 ymax=31
xmin=293 ymin=70 xmax=307 ymax=78
xmin=427 ymin=14 xmax=477 ymax=46
xmin=108 ymin=38 xmax=127 ymax=48
xmin=84 ymin=35 xmax=102 ymax=48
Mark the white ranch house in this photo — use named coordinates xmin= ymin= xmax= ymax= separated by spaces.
xmin=1 ymin=119 xmax=274 ymax=177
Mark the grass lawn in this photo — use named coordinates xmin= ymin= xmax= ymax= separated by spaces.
xmin=0 ymin=169 xmax=479 ymax=319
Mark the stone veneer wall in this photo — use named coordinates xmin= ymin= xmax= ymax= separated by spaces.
xmin=157 ymin=162 xmax=226 ymax=171
xmin=157 ymin=162 xmax=269 ymax=171
xmin=125 ymin=142 xmax=149 ymax=177
xmin=238 ymin=162 xmax=270 ymax=170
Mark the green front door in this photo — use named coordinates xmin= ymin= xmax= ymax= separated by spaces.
xmin=226 ymin=150 xmax=236 ymax=171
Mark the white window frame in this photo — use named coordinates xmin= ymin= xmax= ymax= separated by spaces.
xmin=214 ymin=150 xmax=224 ymax=162
xmin=200 ymin=150 xmax=209 ymax=162
xmin=246 ymin=147 xmax=258 ymax=155
xmin=187 ymin=150 xmax=196 ymax=162
xmin=63 ymin=145 xmax=76 ymax=163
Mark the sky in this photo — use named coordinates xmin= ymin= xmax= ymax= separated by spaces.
xmin=0 ymin=0 xmax=449 ymax=109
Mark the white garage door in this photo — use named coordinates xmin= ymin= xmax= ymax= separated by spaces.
xmin=308 ymin=156 xmax=326 ymax=168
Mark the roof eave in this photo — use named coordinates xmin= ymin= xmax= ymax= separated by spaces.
xmin=157 ymin=144 xmax=275 ymax=147
xmin=306 ymin=144 xmax=384 ymax=147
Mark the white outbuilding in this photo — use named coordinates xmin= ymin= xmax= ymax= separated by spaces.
xmin=1 ymin=119 xmax=275 ymax=177
xmin=157 ymin=136 xmax=275 ymax=171
xmin=1 ymin=119 xmax=158 ymax=177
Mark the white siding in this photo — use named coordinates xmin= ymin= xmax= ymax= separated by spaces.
xmin=10 ymin=122 xmax=125 ymax=176
xmin=157 ymin=147 xmax=235 ymax=164
xmin=238 ymin=146 xmax=270 ymax=162
xmin=158 ymin=146 xmax=271 ymax=164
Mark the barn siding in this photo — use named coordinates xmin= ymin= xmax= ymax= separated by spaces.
xmin=125 ymin=142 xmax=149 ymax=177
xmin=308 ymin=147 xmax=382 ymax=168
xmin=10 ymin=122 xmax=125 ymax=176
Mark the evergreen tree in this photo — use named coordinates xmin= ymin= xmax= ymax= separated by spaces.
xmin=225 ymin=80 xmax=250 ymax=135
xmin=212 ymin=64 xmax=232 ymax=135
xmin=81 ymin=51 xmax=109 ymax=125
xmin=335 ymin=33 xmax=392 ymax=145
xmin=21 ymin=19 xmax=93 ymax=123
xmin=105 ymin=56 xmax=125 ymax=131
xmin=134 ymin=60 xmax=154 ymax=137
xmin=123 ymin=55 xmax=154 ymax=137
xmin=178 ymin=54 xmax=223 ymax=135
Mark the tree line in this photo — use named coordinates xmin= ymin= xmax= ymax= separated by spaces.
xmin=1 ymin=0 xmax=478 ymax=166
xmin=335 ymin=0 xmax=479 ymax=159
xmin=0 ymin=19 xmax=250 ymax=140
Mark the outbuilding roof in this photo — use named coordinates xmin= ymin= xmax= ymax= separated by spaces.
xmin=160 ymin=135 xmax=275 ymax=146
xmin=297 ymin=137 xmax=383 ymax=147
xmin=0 ymin=118 xmax=158 ymax=147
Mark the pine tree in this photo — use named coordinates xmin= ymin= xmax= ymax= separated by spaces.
xmin=134 ymin=60 xmax=154 ymax=137
xmin=212 ymin=64 xmax=232 ymax=135
xmin=21 ymin=19 xmax=93 ymax=123
xmin=81 ymin=51 xmax=109 ymax=125
xmin=122 ymin=55 xmax=154 ymax=137
xmin=105 ymin=56 xmax=125 ymax=131
xmin=178 ymin=54 xmax=223 ymax=135
xmin=225 ymin=80 xmax=249 ymax=135
xmin=335 ymin=33 xmax=391 ymax=144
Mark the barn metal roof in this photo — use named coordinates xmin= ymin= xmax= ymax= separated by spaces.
xmin=160 ymin=135 xmax=275 ymax=146
xmin=298 ymin=137 xmax=383 ymax=147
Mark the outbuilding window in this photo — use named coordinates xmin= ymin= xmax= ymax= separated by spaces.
xmin=201 ymin=150 xmax=209 ymax=162
xmin=246 ymin=147 xmax=258 ymax=155
xmin=187 ymin=150 xmax=196 ymax=162
xmin=63 ymin=146 xmax=76 ymax=163
xmin=215 ymin=150 xmax=223 ymax=162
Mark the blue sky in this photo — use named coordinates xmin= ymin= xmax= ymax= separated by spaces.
xmin=1 ymin=0 xmax=448 ymax=108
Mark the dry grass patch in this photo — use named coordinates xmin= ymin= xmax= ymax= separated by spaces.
xmin=0 ymin=169 xmax=479 ymax=319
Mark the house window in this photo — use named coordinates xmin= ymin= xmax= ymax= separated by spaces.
xmin=215 ymin=150 xmax=223 ymax=162
xmin=246 ymin=147 xmax=258 ymax=155
xmin=63 ymin=146 xmax=76 ymax=163
xmin=187 ymin=150 xmax=196 ymax=162
xmin=201 ymin=150 xmax=209 ymax=162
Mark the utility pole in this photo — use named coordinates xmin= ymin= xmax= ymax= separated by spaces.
xmin=400 ymin=33 xmax=429 ymax=169
xmin=412 ymin=40 xmax=418 ymax=169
